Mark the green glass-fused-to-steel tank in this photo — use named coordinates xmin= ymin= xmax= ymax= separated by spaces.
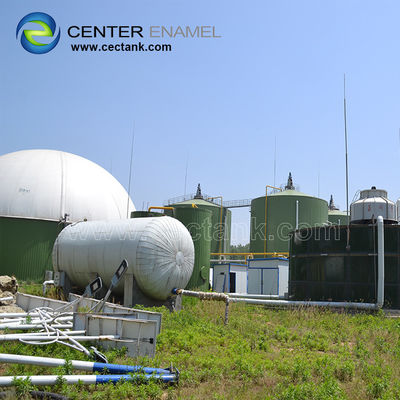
xmin=131 ymin=211 xmax=166 ymax=218
xmin=327 ymin=195 xmax=349 ymax=225
xmin=289 ymin=224 xmax=400 ymax=308
xmin=166 ymin=184 xmax=231 ymax=289
xmin=173 ymin=207 xmax=212 ymax=290
xmin=0 ymin=217 xmax=64 ymax=281
xmin=250 ymin=186 xmax=328 ymax=254
xmin=169 ymin=199 xmax=231 ymax=254
xmin=328 ymin=210 xmax=349 ymax=225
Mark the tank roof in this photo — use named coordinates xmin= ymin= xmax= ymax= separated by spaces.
xmin=173 ymin=198 xmax=221 ymax=207
xmin=253 ymin=189 xmax=327 ymax=203
xmin=270 ymin=189 xmax=319 ymax=198
xmin=328 ymin=209 xmax=348 ymax=216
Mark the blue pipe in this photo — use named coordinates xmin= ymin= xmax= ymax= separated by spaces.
xmin=95 ymin=373 xmax=178 ymax=384
xmin=92 ymin=362 xmax=171 ymax=375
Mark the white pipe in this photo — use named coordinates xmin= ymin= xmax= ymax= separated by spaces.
xmin=0 ymin=375 xmax=97 ymax=386
xmin=0 ymin=297 xmax=13 ymax=302
xmin=0 ymin=313 xmax=45 ymax=318
xmin=0 ymin=331 xmax=85 ymax=341
xmin=230 ymin=297 xmax=378 ymax=310
xmin=229 ymin=293 xmax=282 ymax=299
xmin=0 ymin=353 xmax=92 ymax=370
xmin=175 ymin=290 xmax=379 ymax=310
xmin=0 ymin=311 xmax=73 ymax=319
xmin=295 ymin=200 xmax=299 ymax=229
xmin=0 ymin=373 xmax=177 ymax=386
xmin=45 ymin=325 xmax=90 ymax=356
xmin=0 ymin=316 xmax=73 ymax=325
xmin=42 ymin=280 xmax=55 ymax=295
xmin=0 ymin=324 xmax=72 ymax=330
xmin=377 ymin=215 xmax=385 ymax=307
xmin=12 ymin=335 xmax=117 ymax=342
xmin=172 ymin=289 xmax=228 ymax=302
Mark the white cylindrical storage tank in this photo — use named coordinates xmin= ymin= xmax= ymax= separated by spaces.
xmin=52 ymin=216 xmax=194 ymax=300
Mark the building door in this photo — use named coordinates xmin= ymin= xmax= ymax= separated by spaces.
xmin=229 ymin=272 xmax=236 ymax=293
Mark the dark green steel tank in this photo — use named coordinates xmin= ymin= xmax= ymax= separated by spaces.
xmin=173 ymin=207 xmax=212 ymax=290
xmin=131 ymin=211 xmax=166 ymax=218
xmin=224 ymin=210 xmax=232 ymax=253
xmin=250 ymin=174 xmax=328 ymax=255
xmin=289 ymin=224 xmax=400 ymax=308
xmin=0 ymin=217 xmax=64 ymax=281
xmin=327 ymin=195 xmax=349 ymax=225
xmin=328 ymin=210 xmax=349 ymax=225
xmin=169 ymin=185 xmax=231 ymax=254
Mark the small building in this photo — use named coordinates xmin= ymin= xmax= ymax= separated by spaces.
xmin=247 ymin=258 xmax=289 ymax=297
xmin=212 ymin=263 xmax=247 ymax=293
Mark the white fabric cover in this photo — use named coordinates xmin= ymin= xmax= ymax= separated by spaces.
xmin=0 ymin=149 xmax=135 ymax=222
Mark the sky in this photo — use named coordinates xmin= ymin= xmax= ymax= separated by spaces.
xmin=2 ymin=1 xmax=400 ymax=244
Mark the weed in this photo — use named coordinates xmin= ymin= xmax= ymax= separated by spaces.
xmin=12 ymin=376 xmax=33 ymax=399
xmin=334 ymin=360 xmax=355 ymax=382
xmin=274 ymin=326 xmax=290 ymax=342
xmin=367 ymin=377 xmax=389 ymax=399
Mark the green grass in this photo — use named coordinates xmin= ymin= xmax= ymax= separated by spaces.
xmin=2 ymin=286 xmax=400 ymax=399
xmin=18 ymin=281 xmax=63 ymax=299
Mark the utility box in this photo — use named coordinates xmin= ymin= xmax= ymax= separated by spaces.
xmin=247 ymin=258 xmax=289 ymax=297
xmin=212 ymin=263 xmax=247 ymax=293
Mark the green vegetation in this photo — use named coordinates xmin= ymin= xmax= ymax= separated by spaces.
xmin=229 ymin=243 xmax=250 ymax=260
xmin=18 ymin=281 xmax=65 ymax=300
xmin=2 ymin=286 xmax=400 ymax=399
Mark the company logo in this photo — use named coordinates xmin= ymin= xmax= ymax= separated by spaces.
xmin=16 ymin=12 xmax=60 ymax=54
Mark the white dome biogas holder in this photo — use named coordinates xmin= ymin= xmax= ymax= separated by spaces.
xmin=0 ymin=149 xmax=135 ymax=222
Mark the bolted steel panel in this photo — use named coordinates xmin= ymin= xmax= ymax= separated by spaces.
xmin=173 ymin=207 xmax=212 ymax=291
xmin=0 ymin=217 xmax=63 ymax=281
xmin=250 ymin=190 xmax=328 ymax=255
